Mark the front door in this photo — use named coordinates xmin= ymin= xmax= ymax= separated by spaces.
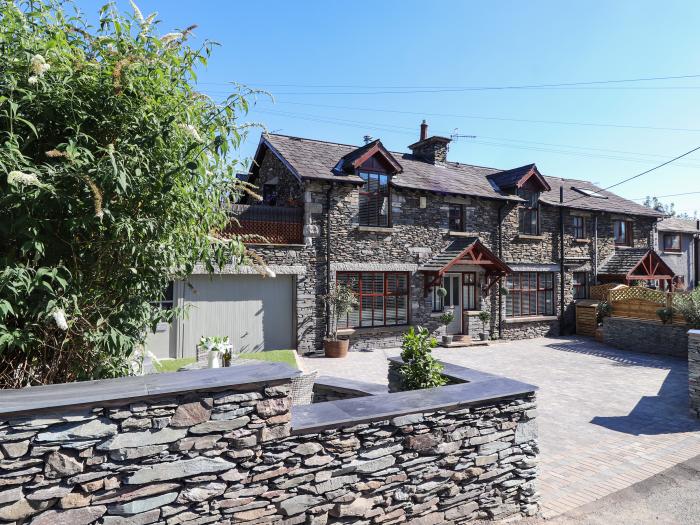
xmin=442 ymin=274 xmax=461 ymax=334
xmin=462 ymin=272 xmax=478 ymax=334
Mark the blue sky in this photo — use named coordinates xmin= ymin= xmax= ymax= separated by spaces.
xmin=82 ymin=1 xmax=699 ymax=217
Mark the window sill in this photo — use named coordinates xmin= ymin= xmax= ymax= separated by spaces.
xmin=357 ymin=226 xmax=394 ymax=234
xmin=662 ymin=251 xmax=682 ymax=255
xmin=517 ymin=234 xmax=545 ymax=241
xmin=504 ymin=315 xmax=558 ymax=324
xmin=448 ymin=231 xmax=480 ymax=238
xmin=463 ymin=310 xmax=484 ymax=317
xmin=337 ymin=325 xmax=408 ymax=336
xmin=573 ymin=238 xmax=591 ymax=244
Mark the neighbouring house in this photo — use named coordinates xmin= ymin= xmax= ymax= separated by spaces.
xmin=654 ymin=216 xmax=699 ymax=290
xmin=147 ymin=122 xmax=665 ymax=357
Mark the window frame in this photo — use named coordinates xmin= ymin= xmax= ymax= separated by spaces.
xmin=336 ymin=271 xmax=409 ymax=329
xmin=462 ymin=272 xmax=478 ymax=310
xmin=572 ymin=216 xmax=586 ymax=239
xmin=152 ymin=281 xmax=174 ymax=310
xmin=358 ymin=171 xmax=391 ymax=227
xmin=573 ymin=272 xmax=589 ymax=300
xmin=506 ymin=272 xmax=555 ymax=317
xmin=448 ymin=203 xmax=464 ymax=232
xmin=518 ymin=192 xmax=540 ymax=235
xmin=613 ymin=220 xmax=633 ymax=246
xmin=663 ymin=233 xmax=681 ymax=252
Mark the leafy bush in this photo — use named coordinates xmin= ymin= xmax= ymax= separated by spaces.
xmin=399 ymin=326 xmax=447 ymax=390
xmin=656 ymin=307 xmax=673 ymax=325
xmin=596 ymin=301 xmax=612 ymax=324
xmin=678 ymin=289 xmax=700 ymax=328
xmin=439 ymin=311 xmax=454 ymax=326
xmin=321 ymin=284 xmax=358 ymax=341
xmin=0 ymin=1 xmax=261 ymax=387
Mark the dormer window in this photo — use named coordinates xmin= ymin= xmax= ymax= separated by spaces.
xmin=519 ymin=191 xmax=540 ymax=235
xmin=359 ymin=171 xmax=390 ymax=227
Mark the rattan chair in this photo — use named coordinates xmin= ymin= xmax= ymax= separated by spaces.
xmin=290 ymin=370 xmax=318 ymax=406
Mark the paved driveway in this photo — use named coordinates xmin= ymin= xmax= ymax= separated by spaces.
xmin=301 ymin=336 xmax=700 ymax=518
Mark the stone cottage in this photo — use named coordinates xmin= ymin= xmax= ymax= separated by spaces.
xmin=147 ymin=122 xmax=665 ymax=357
xmin=655 ymin=216 xmax=699 ymax=290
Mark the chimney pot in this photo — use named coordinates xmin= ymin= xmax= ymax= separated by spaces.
xmin=420 ymin=120 xmax=428 ymax=141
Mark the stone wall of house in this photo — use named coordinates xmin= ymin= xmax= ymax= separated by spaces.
xmin=246 ymin=148 xmax=657 ymax=353
xmin=0 ymin=367 xmax=539 ymax=524
xmin=689 ymin=330 xmax=700 ymax=418
xmin=246 ymin=150 xmax=305 ymax=206
xmin=602 ymin=317 xmax=689 ymax=357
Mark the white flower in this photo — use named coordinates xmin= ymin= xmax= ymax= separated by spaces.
xmin=264 ymin=267 xmax=276 ymax=278
xmin=129 ymin=0 xmax=144 ymax=23
xmin=95 ymin=209 xmax=105 ymax=220
xmin=160 ymin=32 xmax=182 ymax=44
xmin=28 ymin=75 xmax=38 ymax=85
xmin=30 ymin=54 xmax=50 ymax=77
xmin=7 ymin=170 xmax=41 ymax=186
xmin=52 ymin=309 xmax=68 ymax=331
xmin=178 ymin=123 xmax=203 ymax=143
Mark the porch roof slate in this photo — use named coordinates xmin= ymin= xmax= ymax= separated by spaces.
xmin=598 ymin=248 xmax=650 ymax=275
xmin=259 ymin=133 xmax=663 ymax=217
xmin=419 ymin=237 xmax=480 ymax=272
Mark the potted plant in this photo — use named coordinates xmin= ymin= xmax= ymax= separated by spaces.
xmin=656 ymin=307 xmax=673 ymax=325
xmin=197 ymin=336 xmax=233 ymax=368
xmin=321 ymin=284 xmax=358 ymax=358
xmin=398 ymin=326 xmax=447 ymax=390
xmin=477 ymin=310 xmax=491 ymax=341
xmin=439 ymin=311 xmax=455 ymax=346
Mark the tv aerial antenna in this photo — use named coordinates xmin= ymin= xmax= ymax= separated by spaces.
xmin=450 ymin=128 xmax=476 ymax=141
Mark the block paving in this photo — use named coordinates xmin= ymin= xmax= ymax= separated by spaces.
xmin=302 ymin=336 xmax=700 ymax=518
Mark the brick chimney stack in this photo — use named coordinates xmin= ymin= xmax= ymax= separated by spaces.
xmin=408 ymin=120 xmax=451 ymax=164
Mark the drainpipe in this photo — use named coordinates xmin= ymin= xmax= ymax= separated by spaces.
xmin=325 ymin=183 xmax=333 ymax=338
xmin=594 ymin=215 xmax=598 ymax=283
xmin=559 ymin=186 xmax=565 ymax=335
xmin=696 ymin=220 xmax=700 ymax=288
xmin=497 ymin=202 xmax=506 ymax=339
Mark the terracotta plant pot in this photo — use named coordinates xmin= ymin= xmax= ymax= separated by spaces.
xmin=324 ymin=338 xmax=349 ymax=358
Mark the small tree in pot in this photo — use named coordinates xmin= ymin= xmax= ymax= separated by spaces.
xmin=321 ymin=284 xmax=358 ymax=358
xmin=439 ymin=311 xmax=455 ymax=346
xmin=478 ymin=310 xmax=491 ymax=341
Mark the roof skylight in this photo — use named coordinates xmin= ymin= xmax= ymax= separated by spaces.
xmin=572 ymin=187 xmax=608 ymax=199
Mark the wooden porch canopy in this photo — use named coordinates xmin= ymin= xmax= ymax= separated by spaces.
xmin=598 ymin=248 xmax=675 ymax=289
xmin=419 ymin=237 xmax=512 ymax=296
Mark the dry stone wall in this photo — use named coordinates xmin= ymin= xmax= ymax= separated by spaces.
xmin=0 ymin=365 xmax=539 ymax=524
xmin=689 ymin=330 xmax=700 ymax=418
xmin=602 ymin=317 xmax=689 ymax=358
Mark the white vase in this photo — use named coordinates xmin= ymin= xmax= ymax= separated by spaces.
xmin=208 ymin=350 xmax=221 ymax=369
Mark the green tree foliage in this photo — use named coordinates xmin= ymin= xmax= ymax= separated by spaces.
xmin=0 ymin=1 xmax=261 ymax=387
xmin=678 ymin=289 xmax=700 ymax=329
xmin=399 ymin=326 xmax=447 ymax=390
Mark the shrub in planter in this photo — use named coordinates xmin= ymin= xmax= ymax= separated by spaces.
xmin=478 ymin=310 xmax=491 ymax=340
xmin=321 ymin=284 xmax=358 ymax=358
xmin=677 ymin=289 xmax=700 ymax=328
xmin=597 ymin=301 xmax=612 ymax=324
xmin=439 ymin=311 xmax=455 ymax=345
xmin=398 ymin=326 xmax=447 ymax=390
xmin=656 ymin=307 xmax=674 ymax=325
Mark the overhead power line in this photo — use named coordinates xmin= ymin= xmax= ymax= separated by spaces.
xmin=630 ymin=191 xmax=700 ymax=201
xmin=252 ymin=107 xmax=700 ymax=168
xmin=196 ymin=73 xmax=700 ymax=92
xmin=240 ymin=100 xmax=700 ymax=134
xmin=564 ymin=145 xmax=700 ymax=204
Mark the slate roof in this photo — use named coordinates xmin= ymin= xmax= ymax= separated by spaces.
xmin=597 ymin=248 xmax=650 ymax=275
xmin=657 ymin=217 xmax=699 ymax=233
xmin=258 ymin=133 xmax=664 ymax=217
xmin=419 ymin=237 xmax=480 ymax=272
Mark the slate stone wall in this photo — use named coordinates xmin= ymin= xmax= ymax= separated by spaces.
xmin=0 ymin=375 xmax=539 ymax=524
xmin=244 ymin=149 xmax=656 ymax=352
xmin=689 ymin=331 xmax=700 ymax=418
xmin=602 ymin=317 xmax=689 ymax=357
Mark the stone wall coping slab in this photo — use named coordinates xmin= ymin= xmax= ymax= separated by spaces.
xmin=689 ymin=330 xmax=700 ymax=339
xmin=313 ymin=375 xmax=388 ymax=396
xmin=0 ymin=363 xmax=299 ymax=418
xmin=291 ymin=377 xmax=537 ymax=434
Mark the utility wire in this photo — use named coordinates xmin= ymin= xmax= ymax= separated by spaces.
xmin=564 ymin=145 xmax=700 ymax=204
xmin=253 ymin=107 xmax=700 ymax=168
xmin=630 ymin=191 xmax=700 ymax=201
xmin=196 ymin=73 xmax=700 ymax=91
xmin=240 ymin=100 xmax=700 ymax=133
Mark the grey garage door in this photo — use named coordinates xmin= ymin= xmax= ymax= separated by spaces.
xmin=182 ymin=274 xmax=295 ymax=356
